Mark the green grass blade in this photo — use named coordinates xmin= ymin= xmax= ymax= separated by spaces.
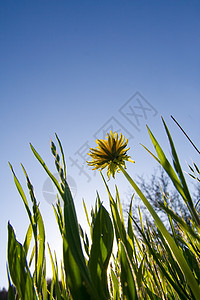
xmin=101 ymin=173 xmax=127 ymax=244
xmin=9 ymin=163 xmax=33 ymax=226
xmin=36 ymin=209 xmax=46 ymax=293
xmin=21 ymin=164 xmax=46 ymax=294
xmin=83 ymin=199 xmax=91 ymax=228
xmin=110 ymin=268 xmax=120 ymax=300
xmin=53 ymin=202 xmax=64 ymax=235
xmin=41 ymin=261 xmax=48 ymax=300
xmin=162 ymin=118 xmax=200 ymax=225
xmin=88 ymin=205 xmax=114 ymax=299
xmin=119 ymin=241 xmax=138 ymax=299
xmin=101 ymin=173 xmax=135 ymax=264
xmin=30 ymin=143 xmax=63 ymax=196
xmin=62 ymin=182 xmax=97 ymax=296
xmin=145 ymin=123 xmax=200 ymax=226
xmin=144 ymin=126 xmax=186 ymax=200
xmin=127 ymin=198 xmax=139 ymax=268
xmin=23 ymin=223 xmax=33 ymax=256
xmin=63 ymin=236 xmax=91 ymax=299
xmin=48 ymin=243 xmax=62 ymax=300
xmin=137 ymin=255 xmax=145 ymax=289
xmin=6 ymin=264 xmax=15 ymax=300
xmin=115 ymin=185 xmax=125 ymax=227
xmin=194 ymin=162 xmax=200 ymax=174
xmin=55 ymin=133 xmax=67 ymax=179
xmin=60 ymin=261 xmax=68 ymax=300
xmin=159 ymin=202 xmax=200 ymax=243
xmin=7 ymin=222 xmax=37 ymax=300
xmin=29 ymin=244 xmax=35 ymax=268
xmin=120 ymin=166 xmax=200 ymax=299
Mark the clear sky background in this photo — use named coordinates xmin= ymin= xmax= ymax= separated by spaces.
xmin=0 ymin=0 xmax=200 ymax=289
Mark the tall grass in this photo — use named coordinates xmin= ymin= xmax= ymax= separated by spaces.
xmin=7 ymin=119 xmax=200 ymax=299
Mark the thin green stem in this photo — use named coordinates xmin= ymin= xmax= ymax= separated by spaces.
xmin=171 ymin=115 xmax=200 ymax=155
xmin=35 ymin=231 xmax=38 ymax=287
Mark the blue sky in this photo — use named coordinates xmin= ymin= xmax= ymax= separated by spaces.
xmin=0 ymin=0 xmax=200 ymax=289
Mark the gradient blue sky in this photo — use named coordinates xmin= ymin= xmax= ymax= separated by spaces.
xmin=1 ymin=0 xmax=200 ymax=289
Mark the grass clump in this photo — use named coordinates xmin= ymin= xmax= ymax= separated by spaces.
xmin=7 ymin=118 xmax=200 ymax=299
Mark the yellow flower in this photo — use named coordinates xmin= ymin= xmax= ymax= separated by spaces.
xmin=87 ymin=131 xmax=135 ymax=179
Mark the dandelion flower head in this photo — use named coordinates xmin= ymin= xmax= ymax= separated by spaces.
xmin=87 ymin=131 xmax=135 ymax=179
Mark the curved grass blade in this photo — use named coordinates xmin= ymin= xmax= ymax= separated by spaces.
xmin=119 ymin=241 xmax=138 ymax=300
xmin=171 ymin=115 xmax=200 ymax=155
xmin=21 ymin=164 xmax=46 ymax=293
xmin=9 ymin=163 xmax=33 ymax=227
xmin=7 ymin=222 xmax=37 ymax=300
xmin=62 ymin=181 xmax=100 ymax=299
xmin=6 ymin=264 xmax=15 ymax=300
xmin=48 ymin=243 xmax=62 ymax=300
xmin=63 ymin=236 xmax=91 ymax=299
xmin=30 ymin=143 xmax=63 ymax=196
xmin=119 ymin=166 xmax=200 ymax=299
xmin=142 ymin=128 xmax=185 ymax=201
xmin=36 ymin=209 xmax=46 ymax=293
xmin=159 ymin=203 xmax=200 ymax=243
xmin=144 ymin=123 xmax=200 ymax=226
xmin=110 ymin=268 xmax=120 ymax=300
xmin=88 ymin=205 xmax=114 ymax=299
xmin=55 ymin=133 xmax=67 ymax=179
xmin=162 ymin=118 xmax=200 ymax=225
xmin=101 ymin=173 xmax=127 ymax=245
xmin=23 ymin=223 xmax=33 ymax=257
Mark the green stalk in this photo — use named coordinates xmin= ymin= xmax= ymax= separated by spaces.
xmin=35 ymin=227 xmax=38 ymax=287
xmin=119 ymin=165 xmax=200 ymax=300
